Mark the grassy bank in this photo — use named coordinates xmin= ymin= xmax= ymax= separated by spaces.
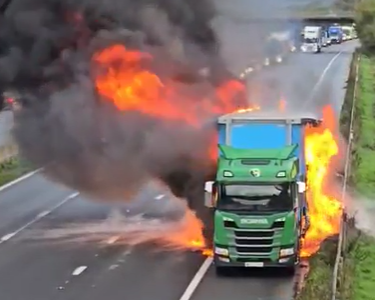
xmin=0 ymin=157 xmax=34 ymax=186
xmin=297 ymin=238 xmax=338 ymax=300
xmin=337 ymin=54 xmax=375 ymax=300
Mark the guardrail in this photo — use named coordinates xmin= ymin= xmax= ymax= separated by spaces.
xmin=0 ymin=143 xmax=18 ymax=165
xmin=331 ymin=53 xmax=360 ymax=300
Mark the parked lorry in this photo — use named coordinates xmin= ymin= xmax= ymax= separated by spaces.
xmin=301 ymin=26 xmax=322 ymax=53
xmin=328 ymin=25 xmax=343 ymax=44
xmin=204 ymin=111 xmax=319 ymax=275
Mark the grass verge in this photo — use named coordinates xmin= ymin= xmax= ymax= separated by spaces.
xmin=337 ymin=54 xmax=375 ymax=300
xmin=0 ymin=157 xmax=34 ymax=186
xmin=297 ymin=237 xmax=338 ymax=300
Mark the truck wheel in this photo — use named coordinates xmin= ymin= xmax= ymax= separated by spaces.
xmin=215 ymin=266 xmax=229 ymax=277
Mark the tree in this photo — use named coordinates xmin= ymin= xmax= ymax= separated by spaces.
xmin=334 ymin=0 xmax=357 ymax=11
xmin=355 ymin=0 xmax=375 ymax=53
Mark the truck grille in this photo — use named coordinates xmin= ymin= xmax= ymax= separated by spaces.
xmin=235 ymin=239 xmax=273 ymax=246
xmin=235 ymin=230 xmax=274 ymax=238
xmin=224 ymin=220 xmax=284 ymax=229
xmin=224 ymin=219 xmax=285 ymax=255
xmin=236 ymin=246 xmax=272 ymax=254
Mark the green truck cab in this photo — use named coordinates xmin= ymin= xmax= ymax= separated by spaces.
xmin=206 ymin=144 xmax=308 ymax=276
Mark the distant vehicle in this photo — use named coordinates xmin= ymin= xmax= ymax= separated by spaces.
xmin=328 ymin=25 xmax=343 ymax=44
xmin=326 ymin=29 xmax=331 ymax=46
xmin=321 ymin=29 xmax=329 ymax=47
xmin=342 ymin=25 xmax=355 ymax=40
xmin=1 ymin=92 xmax=22 ymax=113
xmin=301 ymin=26 xmax=322 ymax=53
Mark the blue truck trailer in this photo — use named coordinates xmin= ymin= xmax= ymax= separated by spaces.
xmin=328 ymin=25 xmax=343 ymax=44
xmin=204 ymin=111 xmax=320 ymax=275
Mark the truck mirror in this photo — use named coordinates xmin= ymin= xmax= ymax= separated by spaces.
xmin=297 ymin=181 xmax=306 ymax=193
xmin=204 ymin=181 xmax=214 ymax=193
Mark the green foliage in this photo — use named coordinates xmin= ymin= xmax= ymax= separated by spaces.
xmin=350 ymin=55 xmax=375 ymax=197
xmin=0 ymin=157 xmax=33 ymax=186
xmin=297 ymin=238 xmax=338 ymax=300
xmin=338 ymin=54 xmax=375 ymax=300
xmin=355 ymin=0 xmax=375 ymax=53
xmin=334 ymin=0 xmax=357 ymax=12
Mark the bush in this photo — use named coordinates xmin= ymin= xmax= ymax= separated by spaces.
xmin=355 ymin=0 xmax=375 ymax=53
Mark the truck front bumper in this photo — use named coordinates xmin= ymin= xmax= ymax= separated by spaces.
xmin=214 ymin=254 xmax=296 ymax=268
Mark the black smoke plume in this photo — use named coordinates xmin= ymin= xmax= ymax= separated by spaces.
xmin=0 ymin=0 xmax=244 ymax=207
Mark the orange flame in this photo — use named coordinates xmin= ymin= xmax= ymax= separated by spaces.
xmin=302 ymin=105 xmax=342 ymax=257
xmin=93 ymin=44 xmax=248 ymax=125
xmin=92 ymin=45 xmax=342 ymax=258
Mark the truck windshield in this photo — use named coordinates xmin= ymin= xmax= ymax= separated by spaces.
xmin=304 ymin=38 xmax=317 ymax=43
xmin=218 ymin=183 xmax=293 ymax=212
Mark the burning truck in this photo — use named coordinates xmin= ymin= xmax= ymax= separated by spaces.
xmin=0 ymin=0 xmax=343 ymax=257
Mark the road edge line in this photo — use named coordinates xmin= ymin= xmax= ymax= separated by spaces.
xmin=0 ymin=167 xmax=42 ymax=192
xmin=178 ymin=257 xmax=213 ymax=300
xmin=0 ymin=191 xmax=79 ymax=245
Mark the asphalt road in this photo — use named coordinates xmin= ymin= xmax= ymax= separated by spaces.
xmin=0 ymin=40 xmax=359 ymax=300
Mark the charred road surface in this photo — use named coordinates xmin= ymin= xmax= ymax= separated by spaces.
xmin=0 ymin=40 xmax=358 ymax=300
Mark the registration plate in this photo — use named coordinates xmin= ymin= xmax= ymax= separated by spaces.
xmin=244 ymin=262 xmax=264 ymax=267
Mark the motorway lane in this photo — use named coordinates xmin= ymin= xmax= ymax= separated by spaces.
xmin=181 ymin=40 xmax=359 ymax=300
xmin=0 ymin=172 xmax=73 ymax=238
xmin=0 ymin=40 xmax=359 ymax=300
xmin=0 ymin=186 xmax=206 ymax=300
xmin=246 ymin=40 xmax=359 ymax=112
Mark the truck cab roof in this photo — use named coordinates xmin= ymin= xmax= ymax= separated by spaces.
xmin=218 ymin=110 xmax=321 ymax=125
xmin=217 ymin=144 xmax=299 ymax=182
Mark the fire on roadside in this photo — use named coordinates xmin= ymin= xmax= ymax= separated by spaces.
xmin=92 ymin=44 xmax=247 ymax=254
xmin=91 ymin=44 xmax=343 ymax=258
xmin=302 ymin=105 xmax=343 ymax=257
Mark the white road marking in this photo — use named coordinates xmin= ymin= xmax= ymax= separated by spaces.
xmin=155 ymin=194 xmax=165 ymax=200
xmin=72 ymin=266 xmax=88 ymax=276
xmin=0 ymin=168 xmax=42 ymax=192
xmin=0 ymin=192 xmax=79 ymax=245
xmin=1 ymin=233 xmax=15 ymax=241
xmin=108 ymin=264 xmax=119 ymax=270
xmin=302 ymin=51 xmax=343 ymax=108
xmin=178 ymin=257 xmax=213 ymax=300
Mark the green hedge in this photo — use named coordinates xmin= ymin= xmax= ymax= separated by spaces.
xmin=337 ymin=54 xmax=375 ymax=300
xmin=350 ymin=55 xmax=375 ymax=198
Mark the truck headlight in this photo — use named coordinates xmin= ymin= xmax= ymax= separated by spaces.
xmin=215 ymin=247 xmax=229 ymax=256
xmin=280 ymin=247 xmax=294 ymax=257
